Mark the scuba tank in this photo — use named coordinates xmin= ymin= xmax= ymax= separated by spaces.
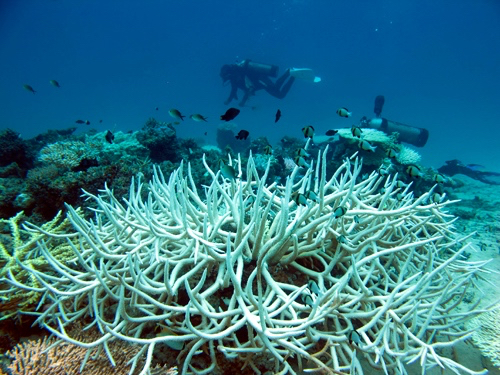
xmin=239 ymin=59 xmax=278 ymax=77
xmin=360 ymin=95 xmax=429 ymax=147
xmin=362 ymin=117 xmax=429 ymax=147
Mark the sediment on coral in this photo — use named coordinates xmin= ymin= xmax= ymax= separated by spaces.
xmin=1 ymin=145 xmax=491 ymax=375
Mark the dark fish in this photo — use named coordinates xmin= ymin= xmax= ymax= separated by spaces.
xmin=275 ymin=109 xmax=282 ymax=123
xmin=75 ymin=120 xmax=85 ymax=124
xmin=220 ymin=107 xmax=240 ymax=121
xmin=204 ymin=132 xmax=208 ymax=136
xmin=169 ymin=108 xmax=185 ymax=121
xmin=85 ymin=120 xmax=90 ymax=125
xmin=235 ymin=130 xmax=249 ymax=140
xmin=263 ymin=145 xmax=272 ymax=155
xmin=105 ymin=130 xmax=114 ymax=144
xmin=99 ymin=119 xmax=103 ymax=123
xmin=155 ymin=107 xmax=159 ymax=111
xmin=302 ymin=125 xmax=315 ymax=138
xmin=325 ymin=129 xmax=338 ymax=136
xmin=23 ymin=84 xmax=36 ymax=94
xmin=49 ymin=80 xmax=60 ymax=88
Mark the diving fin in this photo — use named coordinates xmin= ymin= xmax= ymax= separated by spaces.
xmin=290 ymin=68 xmax=321 ymax=83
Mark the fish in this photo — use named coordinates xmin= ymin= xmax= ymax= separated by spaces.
xmin=294 ymin=155 xmax=310 ymax=168
xmin=430 ymin=192 xmax=444 ymax=204
xmin=263 ymin=145 xmax=272 ymax=155
xmin=99 ymin=119 xmax=103 ymax=123
xmin=336 ymin=107 xmax=352 ymax=118
xmin=275 ymin=109 xmax=282 ymax=123
xmin=292 ymin=192 xmax=308 ymax=206
xmin=23 ymin=84 xmax=36 ymax=94
xmin=75 ymin=120 xmax=85 ymax=124
xmin=359 ymin=140 xmax=377 ymax=152
xmin=235 ymin=130 xmax=249 ymax=140
xmin=406 ymin=165 xmax=422 ymax=178
xmin=348 ymin=329 xmax=361 ymax=346
xmin=395 ymin=180 xmax=407 ymax=188
xmin=155 ymin=107 xmax=159 ymax=111
xmin=220 ymin=107 xmax=240 ymax=121
xmin=304 ymin=190 xmax=319 ymax=202
xmin=85 ymin=120 xmax=90 ymax=125
xmin=204 ymin=131 xmax=207 ymax=136
xmin=302 ymin=125 xmax=315 ymax=138
xmin=190 ymin=114 xmax=208 ymax=122
xmin=49 ymin=80 xmax=60 ymax=88
xmin=294 ymin=148 xmax=310 ymax=158
xmin=325 ymin=129 xmax=338 ymax=136
xmin=385 ymin=148 xmax=398 ymax=158
xmin=434 ymin=173 xmax=445 ymax=184
xmin=377 ymin=166 xmax=390 ymax=176
xmin=105 ymin=130 xmax=114 ymax=144
xmin=351 ymin=126 xmax=362 ymax=138
xmin=220 ymin=163 xmax=237 ymax=180
xmin=169 ymin=108 xmax=185 ymax=121
xmin=333 ymin=206 xmax=347 ymax=218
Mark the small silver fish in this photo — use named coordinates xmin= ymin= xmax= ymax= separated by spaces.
xmin=359 ymin=140 xmax=377 ymax=152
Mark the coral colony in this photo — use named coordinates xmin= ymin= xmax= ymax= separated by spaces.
xmin=3 ymin=146 xmax=491 ymax=375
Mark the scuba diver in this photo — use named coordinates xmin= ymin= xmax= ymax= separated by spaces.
xmin=438 ymin=160 xmax=500 ymax=185
xmin=220 ymin=59 xmax=320 ymax=107
xmin=220 ymin=59 xmax=295 ymax=107
xmin=359 ymin=95 xmax=430 ymax=147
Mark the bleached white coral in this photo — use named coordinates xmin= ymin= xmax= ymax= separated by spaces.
xmin=4 ymin=147 xmax=490 ymax=375
xmin=396 ymin=144 xmax=422 ymax=165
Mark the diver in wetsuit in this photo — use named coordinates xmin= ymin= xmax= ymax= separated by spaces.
xmin=438 ymin=160 xmax=500 ymax=185
xmin=220 ymin=59 xmax=295 ymax=107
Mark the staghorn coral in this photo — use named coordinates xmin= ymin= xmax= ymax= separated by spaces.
xmin=6 ymin=327 xmax=178 ymax=375
xmin=1 ymin=145 xmax=491 ymax=375
xmin=0 ymin=210 xmax=76 ymax=318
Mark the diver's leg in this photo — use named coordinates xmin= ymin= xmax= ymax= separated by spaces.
xmin=239 ymin=90 xmax=251 ymax=107
xmin=274 ymin=69 xmax=291 ymax=89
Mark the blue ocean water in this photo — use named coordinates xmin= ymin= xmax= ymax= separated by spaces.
xmin=0 ymin=0 xmax=499 ymax=170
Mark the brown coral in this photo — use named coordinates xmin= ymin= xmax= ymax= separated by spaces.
xmin=6 ymin=334 xmax=177 ymax=375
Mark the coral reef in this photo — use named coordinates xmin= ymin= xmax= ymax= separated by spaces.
xmin=0 ymin=210 xmax=75 ymax=318
xmin=2 ymin=146 xmax=490 ymax=375
xmin=467 ymin=304 xmax=500 ymax=367
xmin=137 ymin=118 xmax=180 ymax=163
xmin=6 ymin=325 xmax=177 ymax=375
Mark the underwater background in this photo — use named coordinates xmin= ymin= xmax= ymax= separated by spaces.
xmin=1 ymin=0 xmax=499 ymax=169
